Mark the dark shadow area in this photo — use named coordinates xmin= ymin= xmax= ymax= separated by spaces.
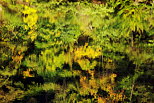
xmin=13 ymin=90 xmax=55 ymax=103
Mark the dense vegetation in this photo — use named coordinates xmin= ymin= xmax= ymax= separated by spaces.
xmin=0 ymin=0 xmax=154 ymax=102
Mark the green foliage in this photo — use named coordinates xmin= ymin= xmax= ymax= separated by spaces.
xmin=0 ymin=0 xmax=154 ymax=103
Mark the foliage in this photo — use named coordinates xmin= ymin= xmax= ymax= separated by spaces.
xmin=0 ymin=0 xmax=154 ymax=103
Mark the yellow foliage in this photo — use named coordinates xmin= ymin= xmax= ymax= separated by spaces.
xmin=55 ymin=31 xmax=61 ymax=37
xmin=12 ymin=55 xmax=23 ymax=64
xmin=108 ymin=58 xmax=113 ymax=63
xmin=89 ymin=78 xmax=97 ymax=89
xmin=77 ymin=59 xmax=97 ymax=70
xmin=49 ymin=16 xmax=56 ymax=23
xmin=109 ymin=91 xmax=125 ymax=102
xmin=28 ymin=30 xmax=37 ymax=41
xmin=64 ymin=52 xmax=73 ymax=64
xmin=99 ymin=73 xmax=117 ymax=92
xmin=0 ymin=86 xmax=24 ymax=103
xmin=80 ymin=76 xmax=89 ymax=89
xmin=111 ymin=73 xmax=117 ymax=78
xmin=98 ymin=97 xmax=107 ymax=103
xmin=74 ymin=45 xmax=101 ymax=60
xmin=88 ymin=70 xmax=95 ymax=78
xmin=110 ymin=73 xmax=117 ymax=84
xmin=25 ymin=0 xmax=30 ymax=2
xmin=22 ymin=6 xmax=38 ymax=29
xmin=73 ymin=44 xmax=101 ymax=70
xmin=79 ymin=73 xmax=125 ymax=102
xmin=89 ymin=88 xmax=97 ymax=96
xmin=23 ymin=69 xmax=33 ymax=78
